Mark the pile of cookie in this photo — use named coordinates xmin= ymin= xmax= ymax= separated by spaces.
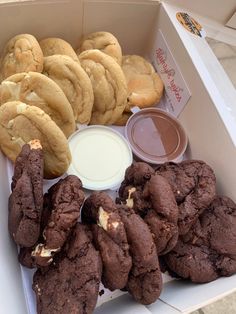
xmin=8 ymin=141 xmax=236 ymax=314
xmin=118 ymin=161 xmax=236 ymax=283
xmin=0 ymin=31 xmax=164 ymax=179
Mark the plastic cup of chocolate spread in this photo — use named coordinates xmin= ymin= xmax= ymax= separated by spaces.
xmin=125 ymin=107 xmax=188 ymax=164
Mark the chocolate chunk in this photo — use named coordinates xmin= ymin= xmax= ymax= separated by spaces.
xmin=118 ymin=205 xmax=162 ymax=305
xmin=8 ymin=140 xmax=43 ymax=247
xmin=157 ymin=160 xmax=216 ymax=235
xmin=164 ymin=196 xmax=236 ymax=283
xmin=82 ymin=192 xmax=132 ymax=290
xmin=32 ymin=175 xmax=85 ymax=266
xmin=143 ymin=175 xmax=179 ymax=255
xmin=33 ymin=223 xmax=102 ymax=314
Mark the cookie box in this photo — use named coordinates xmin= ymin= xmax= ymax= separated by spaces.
xmin=0 ymin=0 xmax=236 ymax=314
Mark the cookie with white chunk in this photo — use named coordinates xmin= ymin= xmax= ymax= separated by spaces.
xmin=79 ymin=49 xmax=127 ymax=125
xmin=79 ymin=31 xmax=122 ymax=64
xmin=82 ymin=191 xmax=132 ymax=290
xmin=0 ymin=72 xmax=75 ymax=137
xmin=0 ymin=101 xmax=71 ymax=178
xmin=39 ymin=37 xmax=79 ymax=63
xmin=32 ymin=175 xmax=85 ymax=267
xmin=8 ymin=139 xmax=43 ymax=247
xmin=33 ymin=223 xmax=102 ymax=314
xmin=0 ymin=34 xmax=44 ymax=81
xmin=122 ymin=55 xmax=164 ymax=112
xmin=43 ymin=55 xmax=94 ymax=124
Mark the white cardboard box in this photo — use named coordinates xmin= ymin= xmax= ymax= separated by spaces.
xmin=0 ymin=1 xmax=236 ymax=314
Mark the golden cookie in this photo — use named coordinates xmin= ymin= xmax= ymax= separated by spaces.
xmin=0 ymin=72 xmax=75 ymax=138
xmin=122 ymin=55 xmax=164 ymax=111
xmin=79 ymin=31 xmax=122 ymax=65
xmin=39 ymin=38 xmax=79 ymax=63
xmin=0 ymin=101 xmax=71 ymax=179
xmin=79 ymin=49 xmax=127 ymax=125
xmin=0 ymin=34 xmax=44 ymax=81
xmin=43 ymin=55 xmax=93 ymax=124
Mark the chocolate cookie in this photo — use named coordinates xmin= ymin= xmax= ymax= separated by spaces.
xmin=18 ymin=191 xmax=53 ymax=268
xmin=82 ymin=192 xmax=132 ymax=290
xmin=164 ymin=240 xmax=219 ymax=283
xmin=118 ymin=162 xmax=155 ymax=216
xmin=118 ymin=163 xmax=179 ymax=255
xmin=164 ymin=196 xmax=236 ymax=283
xmin=143 ymin=174 xmax=179 ymax=255
xmin=33 ymin=223 xmax=102 ymax=314
xmin=8 ymin=140 xmax=43 ymax=247
xmin=32 ymin=175 xmax=85 ymax=267
xmin=156 ymin=160 xmax=216 ymax=235
xmin=118 ymin=205 xmax=162 ymax=305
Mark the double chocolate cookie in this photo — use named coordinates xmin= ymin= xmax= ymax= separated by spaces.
xmin=33 ymin=223 xmax=102 ymax=314
xmin=143 ymin=174 xmax=179 ymax=255
xmin=118 ymin=205 xmax=163 ymax=305
xmin=82 ymin=192 xmax=132 ymax=291
xmin=156 ymin=160 xmax=216 ymax=235
xmin=19 ymin=192 xmax=51 ymax=268
xmin=118 ymin=162 xmax=179 ymax=255
xmin=31 ymin=175 xmax=85 ymax=267
xmin=164 ymin=196 xmax=236 ymax=283
xmin=118 ymin=162 xmax=155 ymax=217
xmin=8 ymin=140 xmax=43 ymax=247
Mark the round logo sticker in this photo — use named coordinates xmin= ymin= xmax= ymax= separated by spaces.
xmin=176 ymin=12 xmax=206 ymax=38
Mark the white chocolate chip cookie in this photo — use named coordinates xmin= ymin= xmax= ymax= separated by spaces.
xmin=0 ymin=34 xmax=44 ymax=81
xmin=0 ymin=72 xmax=75 ymax=138
xmin=39 ymin=37 xmax=79 ymax=63
xmin=0 ymin=101 xmax=71 ymax=178
xmin=122 ymin=55 xmax=164 ymax=111
xmin=43 ymin=55 xmax=93 ymax=124
xmin=79 ymin=49 xmax=127 ymax=125
xmin=79 ymin=31 xmax=122 ymax=65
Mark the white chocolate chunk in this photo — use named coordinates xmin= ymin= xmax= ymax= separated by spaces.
xmin=126 ymin=187 xmax=136 ymax=208
xmin=25 ymin=91 xmax=43 ymax=102
xmin=7 ymin=119 xmax=14 ymax=128
xmin=29 ymin=139 xmax=42 ymax=150
xmin=98 ymin=206 xmax=109 ymax=231
xmin=2 ymin=80 xmax=21 ymax=98
xmin=32 ymin=244 xmax=59 ymax=258
xmin=16 ymin=102 xmax=27 ymax=113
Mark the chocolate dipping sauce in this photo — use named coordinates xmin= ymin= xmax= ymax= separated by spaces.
xmin=125 ymin=108 xmax=188 ymax=164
